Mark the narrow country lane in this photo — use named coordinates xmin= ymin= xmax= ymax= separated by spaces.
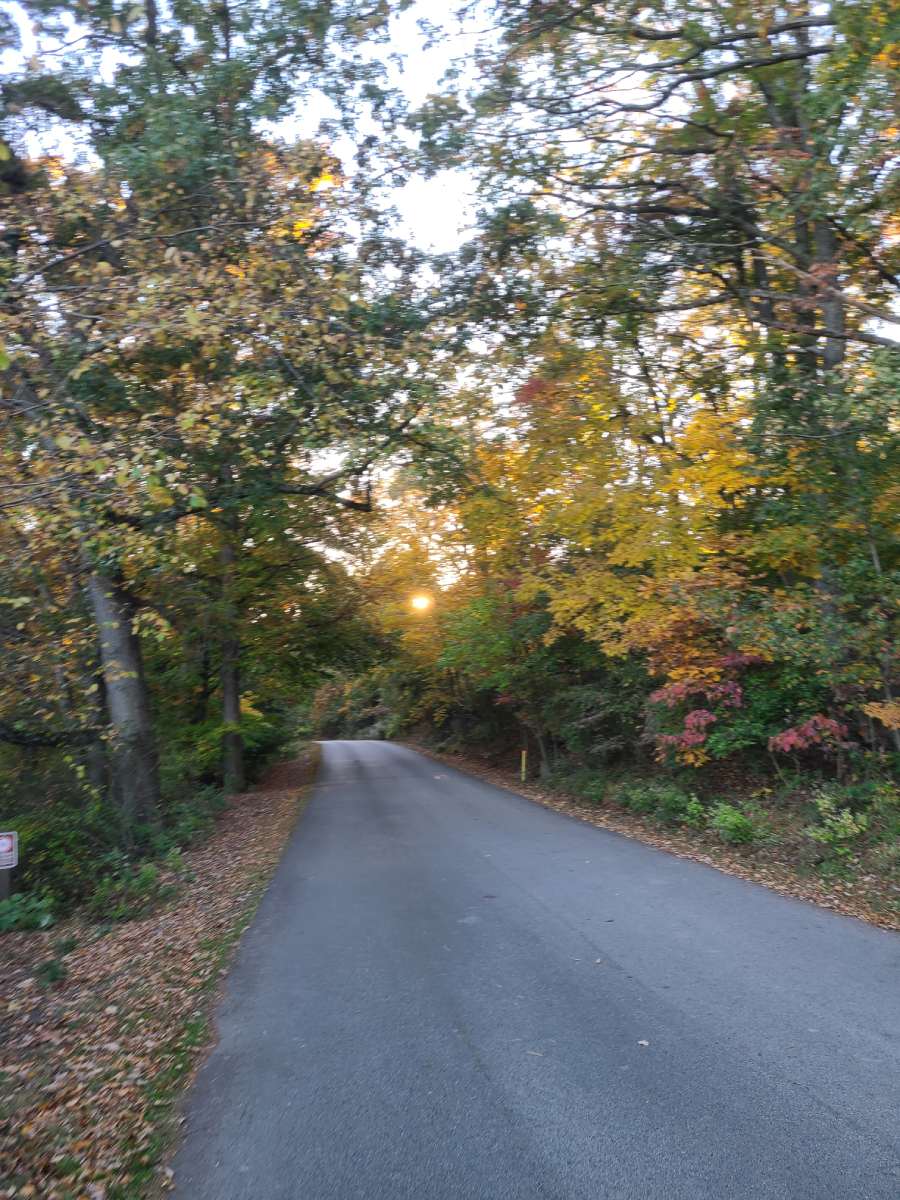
xmin=171 ymin=741 xmax=900 ymax=1200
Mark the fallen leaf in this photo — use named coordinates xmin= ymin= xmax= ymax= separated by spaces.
xmin=0 ymin=753 xmax=315 ymax=1198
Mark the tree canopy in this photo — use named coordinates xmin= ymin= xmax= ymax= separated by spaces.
xmin=1 ymin=0 xmax=897 ymax=875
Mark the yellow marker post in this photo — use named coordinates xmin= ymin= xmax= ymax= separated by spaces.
xmin=520 ymin=749 xmax=527 ymax=783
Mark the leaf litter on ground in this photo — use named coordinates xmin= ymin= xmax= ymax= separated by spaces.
xmin=1 ymin=750 xmax=317 ymax=1200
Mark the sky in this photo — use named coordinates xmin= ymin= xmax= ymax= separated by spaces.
xmin=1 ymin=0 xmax=481 ymax=255
xmin=276 ymin=2 xmax=481 ymax=254
xmin=383 ymin=3 xmax=483 ymax=253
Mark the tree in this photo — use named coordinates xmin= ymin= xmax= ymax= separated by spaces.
xmin=401 ymin=0 xmax=900 ymax=761
xmin=0 ymin=0 xmax=453 ymax=826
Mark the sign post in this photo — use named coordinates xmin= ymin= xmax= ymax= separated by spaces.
xmin=0 ymin=832 xmax=18 ymax=902
xmin=520 ymin=749 xmax=528 ymax=784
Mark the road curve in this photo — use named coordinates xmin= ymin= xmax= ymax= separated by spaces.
xmin=172 ymin=740 xmax=900 ymax=1199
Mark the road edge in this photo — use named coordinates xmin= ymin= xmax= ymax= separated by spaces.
xmin=144 ymin=745 xmax=321 ymax=1198
xmin=404 ymin=741 xmax=900 ymax=934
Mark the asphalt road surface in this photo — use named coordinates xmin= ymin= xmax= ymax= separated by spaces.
xmin=172 ymin=740 xmax=900 ymax=1199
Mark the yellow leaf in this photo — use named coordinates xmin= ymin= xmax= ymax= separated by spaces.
xmin=862 ymin=700 xmax=900 ymax=730
xmin=309 ymin=171 xmax=337 ymax=193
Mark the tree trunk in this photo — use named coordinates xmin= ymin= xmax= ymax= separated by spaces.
xmin=814 ymin=219 xmax=846 ymax=371
xmin=220 ymin=539 xmax=245 ymax=793
xmin=221 ymin=636 xmax=244 ymax=793
xmin=86 ymin=663 xmax=110 ymax=795
xmin=192 ymin=639 xmax=213 ymax=723
xmin=86 ymin=570 xmax=160 ymax=833
xmin=534 ymin=726 xmax=551 ymax=778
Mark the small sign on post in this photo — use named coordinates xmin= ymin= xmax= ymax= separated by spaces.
xmin=0 ymin=832 xmax=16 ymax=870
xmin=0 ymin=831 xmax=17 ymax=901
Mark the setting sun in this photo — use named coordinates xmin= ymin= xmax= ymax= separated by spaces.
xmin=409 ymin=593 xmax=433 ymax=612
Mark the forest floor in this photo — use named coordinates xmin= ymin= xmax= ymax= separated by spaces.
xmin=408 ymin=743 xmax=900 ymax=934
xmin=0 ymin=748 xmax=318 ymax=1200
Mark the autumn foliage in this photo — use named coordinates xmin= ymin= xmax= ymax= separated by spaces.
xmin=2 ymin=1 xmax=899 ymax=897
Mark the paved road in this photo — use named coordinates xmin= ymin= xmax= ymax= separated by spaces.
xmin=172 ymin=740 xmax=900 ymax=1199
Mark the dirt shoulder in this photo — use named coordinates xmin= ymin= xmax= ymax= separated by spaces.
xmin=0 ymin=748 xmax=319 ymax=1200
xmin=407 ymin=742 xmax=900 ymax=934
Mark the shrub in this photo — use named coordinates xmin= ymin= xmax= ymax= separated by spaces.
xmin=0 ymin=892 xmax=55 ymax=932
xmin=616 ymin=781 xmax=660 ymax=815
xmin=546 ymin=767 xmax=607 ymax=804
xmin=870 ymin=781 xmax=900 ymax=845
xmin=616 ymin=780 xmax=699 ymax=825
xmin=806 ymin=785 xmax=869 ymax=859
xmin=14 ymin=800 xmax=117 ymax=903
xmin=869 ymin=840 xmax=900 ymax=876
xmin=311 ymin=678 xmax=352 ymax=738
xmin=163 ymin=847 xmax=190 ymax=877
xmin=653 ymin=784 xmax=696 ymax=825
xmin=580 ymin=777 xmax=608 ymax=805
xmin=154 ymin=784 xmax=226 ymax=854
xmin=35 ymin=956 xmax=67 ymax=987
xmin=160 ymin=700 xmax=290 ymax=798
xmin=86 ymin=862 xmax=175 ymax=923
xmin=683 ymin=796 xmax=708 ymax=830
xmin=710 ymin=803 xmax=756 ymax=845
xmin=770 ymin=715 xmax=852 ymax=755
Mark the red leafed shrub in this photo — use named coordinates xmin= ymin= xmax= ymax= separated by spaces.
xmin=769 ymin=715 xmax=852 ymax=755
xmin=685 ymin=708 xmax=717 ymax=732
xmin=658 ymin=708 xmax=718 ymax=753
xmin=650 ymin=679 xmax=743 ymax=709
xmin=719 ymin=652 xmax=766 ymax=671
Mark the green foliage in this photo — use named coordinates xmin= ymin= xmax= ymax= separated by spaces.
xmin=578 ymin=777 xmax=608 ymax=805
xmin=86 ymin=862 xmax=175 ymax=924
xmin=544 ymin=766 xmax=608 ymax=805
xmin=0 ymin=891 xmax=55 ymax=932
xmin=13 ymin=796 xmax=119 ymax=903
xmin=0 ymin=0 xmax=456 ymax=845
xmin=34 ymin=955 xmax=67 ymax=987
xmin=807 ymin=785 xmax=870 ymax=859
xmin=154 ymin=786 xmax=228 ymax=856
xmin=615 ymin=780 xmax=664 ymax=815
xmin=654 ymin=786 xmax=700 ymax=827
xmin=614 ymin=780 xmax=704 ymax=827
xmin=2 ymin=0 xmax=899 ymax=948
xmin=2 ymin=739 xmax=229 ymax=914
xmin=311 ymin=671 xmax=393 ymax=740
xmin=176 ymin=708 xmax=286 ymax=781
xmin=871 ymin=780 xmax=900 ymax=832
xmin=683 ymin=797 xmax=708 ymax=831
xmin=710 ymin=804 xmax=757 ymax=846
xmin=542 ymin=666 xmax=650 ymax=765
xmin=369 ymin=0 xmax=900 ymax=782
xmin=702 ymin=672 xmax=832 ymax=761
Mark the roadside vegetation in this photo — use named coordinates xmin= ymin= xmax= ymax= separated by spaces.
xmin=314 ymin=662 xmax=900 ymax=927
xmin=0 ymin=3 xmax=898 ymax=1187
xmin=1 ymin=0 xmax=898 ymax=1190
xmin=0 ymin=0 xmax=449 ymax=928
xmin=307 ymin=0 xmax=900 ymax=923
xmin=1 ymin=751 xmax=317 ymax=1200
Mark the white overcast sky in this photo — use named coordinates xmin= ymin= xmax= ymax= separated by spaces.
xmin=280 ymin=1 xmax=481 ymax=253
xmin=2 ymin=0 xmax=481 ymax=254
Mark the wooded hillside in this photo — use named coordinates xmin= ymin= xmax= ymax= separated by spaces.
xmin=2 ymin=1 xmax=898 ymax=922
